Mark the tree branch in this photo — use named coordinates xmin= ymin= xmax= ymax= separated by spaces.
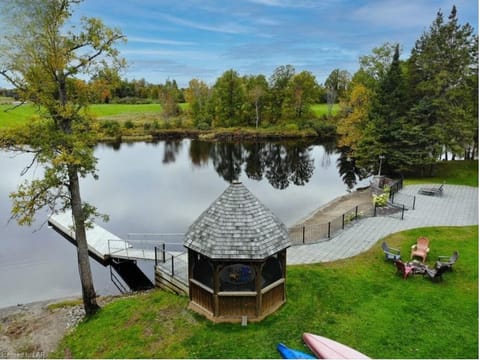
xmin=65 ymin=35 xmax=125 ymax=77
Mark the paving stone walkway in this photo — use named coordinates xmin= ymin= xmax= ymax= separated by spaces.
xmin=287 ymin=184 xmax=478 ymax=265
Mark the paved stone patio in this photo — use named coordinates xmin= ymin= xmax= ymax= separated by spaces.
xmin=287 ymin=184 xmax=478 ymax=265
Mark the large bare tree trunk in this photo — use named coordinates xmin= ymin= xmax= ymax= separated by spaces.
xmin=68 ymin=166 xmax=100 ymax=316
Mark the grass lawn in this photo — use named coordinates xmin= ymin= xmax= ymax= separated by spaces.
xmin=52 ymin=225 xmax=478 ymax=359
xmin=89 ymin=103 xmax=162 ymax=117
xmin=405 ymin=160 xmax=478 ymax=187
xmin=0 ymin=103 xmax=39 ymax=128
xmin=311 ymin=103 xmax=339 ymax=117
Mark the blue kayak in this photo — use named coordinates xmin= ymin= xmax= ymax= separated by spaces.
xmin=277 ymin=343 xmax=316 ymax=359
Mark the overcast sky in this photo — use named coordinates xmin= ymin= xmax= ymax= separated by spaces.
xmin=2 ymin=0 xmax=479 ymax=88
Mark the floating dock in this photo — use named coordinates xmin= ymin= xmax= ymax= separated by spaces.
xmin=48 ymin=211 xmax=190 ymax=293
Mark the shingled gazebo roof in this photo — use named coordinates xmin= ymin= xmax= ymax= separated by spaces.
xmin=184 ymin=181 xmax=291 ymax=260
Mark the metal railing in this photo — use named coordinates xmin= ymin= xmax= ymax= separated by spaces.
xmin=387 ymin=178 xmax=416 ymax=210
xmin=127 ymin=233 xmax=185 ymax=251
xmin=107 ymin=236 xmax=185 ymax=262
xmin=109 ymin=266 xmax=128 ymax=294
xmin=289 ymin=203 xmax=374 ymax=245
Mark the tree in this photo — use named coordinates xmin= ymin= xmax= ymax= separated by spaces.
xmin=268 ymin=65 xmax=295 ymax=123
xmin=244 ymin=75 xmax=268 ymax=128
xmin=408 ymin=6 xmax=478 ymax=160
xmin=0 ymin=0 xmax=125 ymax=316
xmin=212 ymin=69 xmax=245 ymax=127
xmin=283 ymin=71 xmax=318 ymax=120
xmin=324 ymin=69 xmax=351 ymax=116
xmin=90 ymin=68 xmax=122 ymax=103
xmin=357 ymin=44 xmax=413 ymax=174
xmin=184 ymin=78 xmax=211 ymax=128
xmin=337 ymin=82 xmax=373 ymax=151
xmin=358 ymin=42 xmax=399 ymax=86
xmin=159 ymin=79 xmax=181 ymax=118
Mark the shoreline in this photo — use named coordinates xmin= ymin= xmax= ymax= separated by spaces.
xmin=291 ymin=187 xmax=373 ymax=226
xmin=0 ymin=188 xmax=374 ymax=357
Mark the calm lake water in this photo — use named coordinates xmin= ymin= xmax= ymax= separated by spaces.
xmin=0 ymin=139 xmax=369 ymax=308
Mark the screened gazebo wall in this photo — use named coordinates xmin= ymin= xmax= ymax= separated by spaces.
xmin=187 ymin=249 xmax=287 ymax=322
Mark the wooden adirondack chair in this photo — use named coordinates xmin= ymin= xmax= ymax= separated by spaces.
xmin=435 ymin=251 xmax=459 ymax=271
xmin=394 ymin=260 xmax=413 ymax=279
xmin=382 ymin=241 xmax=401 ymax=261
xmin=424 ymin=264 xmax=449 ymax=282
xmin=410 ymin=237 xmax=430 ymax=262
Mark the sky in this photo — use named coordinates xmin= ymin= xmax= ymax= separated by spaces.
xmin=2 ymin=0 xmax=479 ymax=88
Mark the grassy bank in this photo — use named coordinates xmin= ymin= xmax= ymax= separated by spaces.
xmin=0 ymin=102 xmax=335 ymax=127
xmin=52 ymin=225 xmax=478 ymax=359
xmin=405 ymin=160 xmax=478 ymax=187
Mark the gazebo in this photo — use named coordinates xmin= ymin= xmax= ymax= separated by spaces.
xmin=184 ymin=180 xmax=291 ymax=323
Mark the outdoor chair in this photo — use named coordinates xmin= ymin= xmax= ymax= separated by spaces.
xmin=382 ymin=241 xmax=401 ymax=261
xmin=410 ymin=236 xmax=430 ymax=262
xmin=435 ymin=251 xmax=459 ymax=271
xmin=394 ymin=260 xmax=412 ymax=279
xmin=423 ymin=264 xmax=449 ymax=282
xmin=418 ymin=183 xmax=444 ymax=196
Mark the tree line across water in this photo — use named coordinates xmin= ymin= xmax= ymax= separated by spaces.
xmin=12 ymin=6 xmax=476 ymax=177
xmin=1 ymin=6 xmax=476 ymax=177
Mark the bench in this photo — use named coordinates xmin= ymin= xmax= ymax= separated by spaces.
xmin=418 ymin=183 xmax=444 ymax=196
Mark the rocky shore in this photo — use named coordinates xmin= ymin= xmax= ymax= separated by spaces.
xmin=0 ymin=297 xmax=110 ymax=359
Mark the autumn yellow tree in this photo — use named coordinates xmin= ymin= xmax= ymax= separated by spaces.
xmin=337 ymin=82 xmax=372 ymax=152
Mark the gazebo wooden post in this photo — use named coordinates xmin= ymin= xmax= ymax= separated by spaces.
xmin=187 ymin=250 xmax=194 ymax=300
xmin=255 ymin=262 xmax=263 ymax=317
xmin=280 ymin=250 xmax=287 ymax=301
xmin=213 ymin=263 xmax=220 ymax=317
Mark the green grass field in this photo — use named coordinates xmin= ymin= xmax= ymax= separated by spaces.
xmin=0 ymin=103 xmax=163 ymax=128
xmin=89 ymin=103 xmax=161 ymax=117
xmin=51 ymin=225 xmax=477 ymax=358
xmin=0 ymin=103 xmax=40 ymax=128
xmin=311 ymin=103 xmax=339 ymax=116
xmin=0 ymin=102 xmax=336 ymax=129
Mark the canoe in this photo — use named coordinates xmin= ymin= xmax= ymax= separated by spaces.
xmin=277 ymin=343 xmax=316 ymax=359
xmin=302 ymin=333 xmax=370 ymax=359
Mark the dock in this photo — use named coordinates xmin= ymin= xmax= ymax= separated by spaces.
xmin=48 ymin=211 xmax=188 ymax=294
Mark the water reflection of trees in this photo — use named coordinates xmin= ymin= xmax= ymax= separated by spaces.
xmin=163 ymin=141 xmax=183 ymax=164
xmin=189 ymin=140 xmax=316 ymax=189
xmin=100 ymin=139 xmax=366 ymax=189
xmin=336 ymin=147 xmax=368 ymax=189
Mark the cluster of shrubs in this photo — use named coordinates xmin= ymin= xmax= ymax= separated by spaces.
xmin=373 ymin=187 xmax=390 ymax=207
